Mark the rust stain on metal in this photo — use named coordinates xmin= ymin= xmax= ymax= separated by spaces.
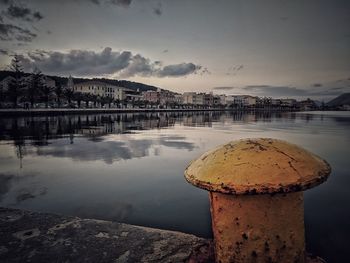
xmin=184 ymin=138 xmax=331 ymax=195
xmin=184 ymin=138 xmax=331 ymax=263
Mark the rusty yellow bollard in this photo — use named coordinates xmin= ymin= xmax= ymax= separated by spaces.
xmin=184 ymin=138 xmax=331 ymax=263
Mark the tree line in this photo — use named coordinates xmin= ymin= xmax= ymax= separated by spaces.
xmin=0 ymin=55 xmax=132 ymax=109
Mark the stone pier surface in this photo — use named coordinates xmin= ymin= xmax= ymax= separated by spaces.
xmin=0 ymin=207 xmax=213 ymax=263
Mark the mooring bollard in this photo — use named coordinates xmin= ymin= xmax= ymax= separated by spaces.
xmin=184 ymin=138 xmax=331 ymax=263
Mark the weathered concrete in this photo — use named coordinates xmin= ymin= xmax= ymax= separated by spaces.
xmin=0 ymin=207 xmax=213 ymax=263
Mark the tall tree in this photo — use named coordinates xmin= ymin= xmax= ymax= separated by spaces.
xmin=40 ymin=80 xmax=55 ymax=108
xmin=73 ymin=92 xmax=83 ymax=108
xmin=7 ymin=55 xmax=24 ymax=108
xmin=83 ymin=93 xmax=93 ymax=108
xmin=63 ymin=88 xmax=74 ymax=105
xmin=55 ymin=82 xmax=63 ymax=108
xmin=0 ymin=81 xmax=4 ymax=108
xmin=26 ymin=67 xmax=43 ymax=108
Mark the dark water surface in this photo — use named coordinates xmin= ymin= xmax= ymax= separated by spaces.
xmin=0 ymin=111 xmax=349 ymax=262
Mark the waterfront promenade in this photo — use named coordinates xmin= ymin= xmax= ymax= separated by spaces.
xmin=0 ymin=108 xmax=293 ymax=116
xmin=0 ymin=207 xmax=213 ymax=263
xmin=0 ymin=207 xmax=327 ymax=262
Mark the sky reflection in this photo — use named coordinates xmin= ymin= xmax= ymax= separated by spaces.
xmin=0 ymin=111 xmax=349 ymax=262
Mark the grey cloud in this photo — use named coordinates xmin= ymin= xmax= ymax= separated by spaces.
xmin=157 ymin=63 xmax=201 ymax=77
xmin=19 ymin=47 xmax=204 ymax=78
xmin=312 ymin=83 xmax=323 ymax=87
xmin=0 ymin=22 xmax=37 ymax=42
xmin=162 ymin=49 xmax=168 ymax=53
xmin=212 ymin=86 xmax=236 ymax=91
xmin=120 ymin=54 xmax=154 ymax=77
xmin=33 ymin=11 xmax=43 ymax=20
xmin=226 ymin=64 xmax=244 ymax=76
xmin=109 ymin=0 xmax=132 ymax=7
xmin=88 ymin=0 xmax=132 ymax=7
xmin=0 ymin=49 xmax=8 ymax=55
xmin=22 ymin=47 xmax=132 ymax=76
xmin=244 ymin=85 xmax=308 ymax=96
xmin=153 ymin=3 xmax=162 ymax=16
xmin=243 ymin=83 xmax=350 ymax=98
xmin=6 ymin=4 xmax=44 ymax=21
xmin=0 ymin=0 xmax=11 ymax=5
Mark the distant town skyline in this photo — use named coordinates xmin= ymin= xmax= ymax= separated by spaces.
xmin=0 ymin=0 xmax=349 ymax=100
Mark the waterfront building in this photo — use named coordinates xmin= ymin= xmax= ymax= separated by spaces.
xmin=182 ymin=92 xmax=196 ymax=105
xmin=280 ymin=98 xmax=297 ymax=107
xmin=73 ymin=81 xmax=127 ymax=100
xmin=143 ymin=90 xmax=160 ymax=104
xmin=174 ymin=94 xmax=183 ymax=105
xmin=219 ymin=95 xmax=227 ymax=105
xmin=243 ymin=95 xmax=257 ymax=107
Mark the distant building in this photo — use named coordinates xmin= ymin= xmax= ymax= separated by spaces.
xmin=213 ymin=95 xmax=221 ymax=107
xmin=243 ymin=96 xmax=257 ymax=107
xmin=298 ymin=98 xmax=317 ymax=111
xmin=182 ymin=92 xmax=196 ymax=105
xmin=143 ymin=89 xmax=177 ymax=106
xmin=174 ymin=94 xmax=183 ymax=104
xmin=219 ymin=95 xmax=227 ymax=105
xmin=143 ymin=90 xmax=160 ymax=103
xmin=280 ymin=98 xmax=297 ymax=107
xmin=125 ymin=88 xmax=142 ymax=102
xmin=73 ymin=80 xmax=127 ymax=100
xmin=204 ymin=93 xmax=213 ymax=107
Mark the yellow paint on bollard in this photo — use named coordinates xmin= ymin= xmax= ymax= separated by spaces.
xmin=184 ymin=138 xmax=331 ymax=263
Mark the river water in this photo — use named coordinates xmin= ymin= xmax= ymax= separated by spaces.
xmin=0 ymin=111 xmax=349 ymax=262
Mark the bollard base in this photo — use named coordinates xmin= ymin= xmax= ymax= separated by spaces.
xmin=209 ymin=191 xmax=305 ymax=263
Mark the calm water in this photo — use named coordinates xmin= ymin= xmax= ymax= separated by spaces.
xmin=0 ymin=111 xmax=349 ymax=262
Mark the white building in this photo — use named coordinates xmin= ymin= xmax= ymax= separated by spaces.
xmin=73 ymin=81 xmax=127 ymax=100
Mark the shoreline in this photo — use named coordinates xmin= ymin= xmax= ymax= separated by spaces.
xmin=0 ymin=108 xmax=297 ymax=116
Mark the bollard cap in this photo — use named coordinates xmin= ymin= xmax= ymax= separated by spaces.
xmin=184 ymin=138 xmax=331 ymax=195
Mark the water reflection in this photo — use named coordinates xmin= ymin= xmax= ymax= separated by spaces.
xmin=0 ymin=111 xmax=349 ymax=262
xmin=0 ymin=111 xmax=306 ymax=142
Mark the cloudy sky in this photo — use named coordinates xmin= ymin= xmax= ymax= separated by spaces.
xmin=0 ymin=0 xmax=349 ymax=100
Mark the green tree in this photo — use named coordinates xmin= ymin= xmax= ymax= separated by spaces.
xmin=7 ymin=55 xmax=24 ymax=108
xmin=63 ymin=88 xmax=74 ymax=105
xmin=0 ymin=82 xmax=4 ymax=108
xmin=26 ymin=68 xmax=43 ymax=108
xmin=55 ymin=82 xmax=63 ymax=108
xmin=41 ymin=82 xmax=55 ymax=108
xmin=73 ymin=92 xmax=83 ymax=108
xmin=92 ymin=94 xmax=99 ymax=108
xmin=105 ymin=96 xmax=114 ymax=108
xmin=83 ymin=93 xmax=93 ymax=108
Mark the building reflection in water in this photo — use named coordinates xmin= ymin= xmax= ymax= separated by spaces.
xmin=0 ymin=111 xmax=297 ymax=143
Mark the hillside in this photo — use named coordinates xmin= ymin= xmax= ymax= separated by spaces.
xmin=327 ymin=93 xmax=350 ymax=107
xmin=0 ymin=71 xmax=159 ymax=92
